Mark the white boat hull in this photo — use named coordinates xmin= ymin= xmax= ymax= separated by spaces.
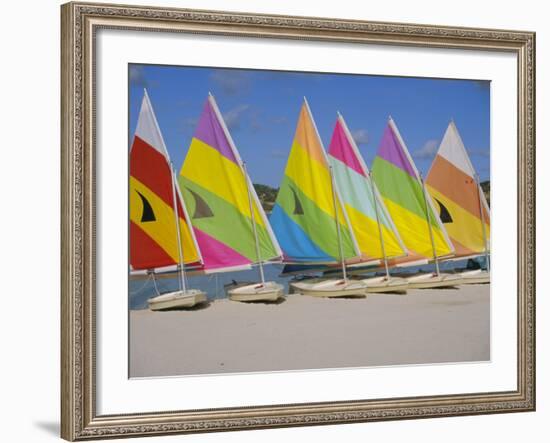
xmin=288 ymin=277 xmax=324 ymax=294
xmin=226 ymin=281 xmax=285 ymax=302
xmin=361 ymin=276 xmax=408 ymax=294
xmin=459 ymin=269 xmax=490 ymax=285
xmin=148 ymin=289 xmax=207 ymax=311
xmin=291 ymin=279 xmax=368 ymax=297
xmin=405 ymin=273 xmax=462 ymax=289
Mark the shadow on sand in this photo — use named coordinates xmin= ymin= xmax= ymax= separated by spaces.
xmin=233 ymin=297 xmax=288 ymax=306
xmin=324 ymin=294 xmax=367 ymax=300
xmin=156 ymin=301 xmax=213 ymax=312
xmin=423 ymin=286 xmax=461 ymax=290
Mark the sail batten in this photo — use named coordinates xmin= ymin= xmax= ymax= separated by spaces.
xmin=371 ymin=118 xmax=454 ymax=264
xmin=179 ymin=95 xmax=281 ymax=273
xmin=270 ymin=100 xmax=360 ymax=264
xmin=425 ymin=121 xmax=490 ymax=259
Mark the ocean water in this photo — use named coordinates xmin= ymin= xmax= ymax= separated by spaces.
xmin=129 ymin=257 xmax=485 ymax=310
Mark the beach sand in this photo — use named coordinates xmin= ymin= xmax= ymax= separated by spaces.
xmin=130 ymin=284 xmax=490 ymax=377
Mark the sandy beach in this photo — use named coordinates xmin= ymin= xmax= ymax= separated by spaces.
xmin=130 ymin=284 xmax=489 ymax=377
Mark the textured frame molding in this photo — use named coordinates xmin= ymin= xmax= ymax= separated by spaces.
xmin=61 ymin=1 xmax=535 ymax=440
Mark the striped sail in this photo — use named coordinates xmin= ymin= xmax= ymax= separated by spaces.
xmin=371 ymin=118 xmax=454 ymax=264
xmin=270 ymin=99 xmax=360 ymax=263
xmin=129 ymin=90 xmax=201 ymax=271
xmin=425 ymin=121 xmax=490 ymax=259
xmin=178 ymin=94 xmax=282 ymax=273
xmin=328 ymin=114 xmax=407 ymax=262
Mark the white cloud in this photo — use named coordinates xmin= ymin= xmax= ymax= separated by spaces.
xmin=223 ymin=104 xmax=251 ymax=131
xmin=270 ymin=148 xmax=288 ymax=159
xmin=351 ymin=129 xmax=369 ymax=145
xmin=271 ymin=116 xmax=288 ymax=125
xmin=182 ymin=116 xmax=198 ymax=132
xmin=129 ymin=65 xmax=149 ymax=88
xmin=210 ymin=70 xmax=251 ymax=96
xmin=467 ymin=147 xmax=490 ymax=158
xmin=414 ymin=139 xmax=439 ymax=159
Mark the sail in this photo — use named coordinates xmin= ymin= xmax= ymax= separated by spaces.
xmin=129 ymin=90 xmax=201 ymax=271
xmin=328 ymin=114 xmax=407 ymax=262
xmin=178 ymin=94 xmax=282 ymax=273
xmin=371 ymin=118 xmax=454 ymax=263
xmin=269 ymin=99 xmax=360 ymax=263
xmin=425 ymin=121 xmax=490 ymax=258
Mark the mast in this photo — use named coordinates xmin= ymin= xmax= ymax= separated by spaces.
xmin=170 ymin=162 xmax=187 ymax=292
xmin=475 ymin=173 xmax=490 ymax=272
xmin=368 ymin=170 xmax=390 ymax=278
xmin=420 ymin=174 xmax=440 ymax=276
xmin=242 ymin=161 xmax=265 ymax=284
xmin=329 ymin=165 xmax=347 ymax=281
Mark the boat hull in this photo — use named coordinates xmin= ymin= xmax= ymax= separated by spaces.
xmin=459 ymin=269 xmax=490 ymax=285
xmin=361 ymin=276 xmax=408 ymax=294
xmin=291 ymin=279 xmax=368 ymax=297
xmin=148 ymin=289 xmax=207 ymax=311
xmin=226 ymin=281 xmax=285 ymax=302
xmin=288 ymin=277 xmax=324 ymax=294
xmin=405 ymin=273 xmax=462 ymax=289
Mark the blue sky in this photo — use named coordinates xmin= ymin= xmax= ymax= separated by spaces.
xmin=129 ymin=64 xmax=490 ymax=186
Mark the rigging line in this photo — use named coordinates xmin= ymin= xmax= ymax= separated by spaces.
xmin=151 ymin=272 xmax=161 ymax=296
xmin=129 ymin=273 xmax=152 ymax=295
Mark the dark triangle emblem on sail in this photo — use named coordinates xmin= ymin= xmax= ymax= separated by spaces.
xmin=187 ymin=188 xmax=214 ymax=219
xmin=136 ymin=191 xmax=156 ymax=222
xmin=291 ymin=187 xmax=304 ymax=215
xmin=435 ymin=198 xmax=453 ymax=223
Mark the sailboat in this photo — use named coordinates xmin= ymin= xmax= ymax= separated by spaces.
xmin=425 ymin=121 xmax=490 ymax=284
xmin=129 ymin=89 xmax=207 ymax=310
xmin=371 ymin=117 xmax=461 ymax=289
xmin=270 ymin=99 xmax=367 ymax=297
xmin=178 ymin=93 xmax=284 ymax=302
xmin=327 ymin=113 xmax=410 ymax=294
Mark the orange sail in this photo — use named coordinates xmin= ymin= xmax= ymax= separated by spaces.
xmin=425 ymin=121 xmax=490 ymax=259
xmin=129 ymin=90 xmax=201 ymax=272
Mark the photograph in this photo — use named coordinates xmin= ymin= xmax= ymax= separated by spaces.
xmin=57 ymin=1 xmax=536 ymax=440
xmin=128 ymin=64 xmax=491 ymax=378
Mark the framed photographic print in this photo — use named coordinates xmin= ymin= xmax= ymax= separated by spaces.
xmin=60 ymin=1 xmax=535 ymax=440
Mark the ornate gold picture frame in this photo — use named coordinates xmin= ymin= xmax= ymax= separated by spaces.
xmin=61 ymin=1 xmax=535 ymax=440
